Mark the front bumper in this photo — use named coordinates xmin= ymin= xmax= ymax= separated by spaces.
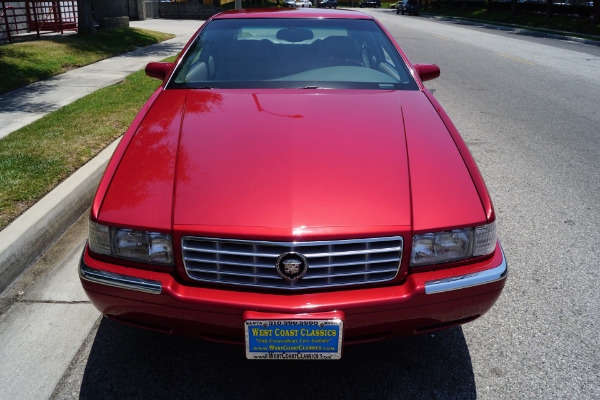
xmin=80 ymin=243 xmax=507 ymax=344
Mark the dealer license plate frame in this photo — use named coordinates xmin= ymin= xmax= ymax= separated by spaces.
xmin=244 ymin=317 xmax=343 ymax=360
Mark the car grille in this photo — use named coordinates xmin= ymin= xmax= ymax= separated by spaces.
xmin=181 ymin=236 xmax=403 ymax=290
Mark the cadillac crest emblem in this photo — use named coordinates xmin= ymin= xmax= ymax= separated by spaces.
xmin=276 ymin=252 xmax=309 ymax=282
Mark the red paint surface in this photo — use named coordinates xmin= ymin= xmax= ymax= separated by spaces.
xmin=97 ymin=89 xmax=484 ymax=238
xmin=84 ymin=9 xmax=505 ymax=346
xmin=81 ymin=244 xmax=505 ymax=342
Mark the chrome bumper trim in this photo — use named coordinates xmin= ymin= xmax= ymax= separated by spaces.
xmin=425 ymin=245 xmax=507 ymax=295
xmin=79 ymin=251 xmax=162 ymax=295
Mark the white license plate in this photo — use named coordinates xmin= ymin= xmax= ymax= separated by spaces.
xmin=245 ymin=318 xmax=343 ymax=360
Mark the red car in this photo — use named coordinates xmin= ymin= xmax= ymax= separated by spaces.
xmin=80 ymin=8 xmax=506 ymax=360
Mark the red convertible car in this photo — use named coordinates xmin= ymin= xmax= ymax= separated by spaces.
xmin=80 ymin=8 xmax=506 ymax=360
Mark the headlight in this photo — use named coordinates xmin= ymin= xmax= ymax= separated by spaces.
xmin=88 ymin=221 xmax=173 ymax=266
xmin=410 ymin=221 xmax=497 ymax=267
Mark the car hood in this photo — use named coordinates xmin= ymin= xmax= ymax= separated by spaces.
xmin=99 ymin=89 xmax=484 ymax=239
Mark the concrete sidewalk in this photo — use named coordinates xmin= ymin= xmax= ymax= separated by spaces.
xmin=0 ymin=20 xmax=203 ymax=399
xmin=0 ymin=19 xmax=202 ymax=294
xmin=0 ymin=19 xmax=202 ymax=140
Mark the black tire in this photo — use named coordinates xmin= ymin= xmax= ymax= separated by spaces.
xmin=396 ymin=7 xmax=400 ymax=13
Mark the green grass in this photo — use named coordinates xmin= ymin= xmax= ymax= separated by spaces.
xmin=422 ymin=7 xmax=600 ymax=38
xmin=0 ymin=28 xmax=174 ymax=94
xmin=0 ymin=57 xmax=176 ymax=230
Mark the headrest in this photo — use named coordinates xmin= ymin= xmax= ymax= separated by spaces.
xmin=276 ymin=28 xmax=314 ymax=43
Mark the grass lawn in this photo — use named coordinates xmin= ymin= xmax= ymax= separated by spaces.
xmin=0 ymin=57 xmax=175 ymax=230
xmin=0 ymin=28 xmax=174 ymax=94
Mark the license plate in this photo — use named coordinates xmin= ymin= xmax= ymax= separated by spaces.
xmin=245 ymin=318 xmax=343 ymax=360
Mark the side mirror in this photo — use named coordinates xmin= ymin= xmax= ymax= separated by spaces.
xmin=414 ymin=64 xmax=440 ymax=82
xmin=145 ymin=62 xmax=173 ymax=81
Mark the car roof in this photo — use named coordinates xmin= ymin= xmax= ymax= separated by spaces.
xmin=211 ymin=8 xmax=373 ymax=20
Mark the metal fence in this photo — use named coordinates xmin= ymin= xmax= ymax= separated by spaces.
xmin=1 ymin=1 xmax=78 ymax=43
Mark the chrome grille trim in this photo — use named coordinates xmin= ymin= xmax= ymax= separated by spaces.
xmin=181 ymin=236 xmax=404 ymax=290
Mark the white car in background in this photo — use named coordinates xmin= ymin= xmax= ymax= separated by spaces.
xmin=296 ymin=0 xmax=312 ymax=6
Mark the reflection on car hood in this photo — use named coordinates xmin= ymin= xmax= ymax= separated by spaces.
xmin=98 ymin=89 xmax=484 ymax=239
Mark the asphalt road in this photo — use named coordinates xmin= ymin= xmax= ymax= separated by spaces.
xmin=371 ymin=9 xmax=600 ymax=398
xmin=2 ymin=12 xmax=599 ymax=400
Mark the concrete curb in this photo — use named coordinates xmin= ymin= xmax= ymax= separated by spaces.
xmin=0 ymin=140 xmax=118 ymax=294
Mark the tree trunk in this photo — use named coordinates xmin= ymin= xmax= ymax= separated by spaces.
xmin=511 ymin=0 xmax=518 ymax=16
xmin=593 ymin=0 xmax=600 ymax=26
xmin=78 ymin=0 xmax=95 ymax=34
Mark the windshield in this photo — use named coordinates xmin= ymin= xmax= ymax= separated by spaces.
xmin=168 ymin=18 xmax=418 ymax=90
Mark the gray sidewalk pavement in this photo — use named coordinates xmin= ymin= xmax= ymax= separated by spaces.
xmin=0 ymin=19 xmax=202 ymax=294
xmin=0 ymin=19 xmax=202 ymax=400
xmin=0 ymin=19 xmax=202 ymax=140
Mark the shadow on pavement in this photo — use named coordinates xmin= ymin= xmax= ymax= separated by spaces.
xmin=79 ymin=318 xmax=476 ymax=399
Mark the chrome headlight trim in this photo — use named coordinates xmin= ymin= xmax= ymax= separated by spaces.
xmin=425 ymin=243 xmax=507 ymax=294
xmin=79 ymin=250 xmax=162 ymax=294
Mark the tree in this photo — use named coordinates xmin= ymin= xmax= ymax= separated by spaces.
xmin=78 ymin=0 xmax=95 ymax=34
xmin=593 ymin=1 xmax=599 ymax=26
